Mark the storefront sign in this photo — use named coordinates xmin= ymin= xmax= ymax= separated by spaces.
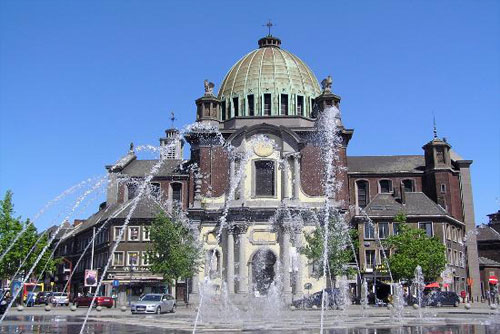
xmin=84 ymin=269 xmax=98 ymax=287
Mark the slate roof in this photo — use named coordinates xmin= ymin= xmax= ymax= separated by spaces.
xmin=479 ymin=256 xmax=500 ymax=267
xmin=347 ymin=155 xmax=425 ymax=174
xmin=59 ymin=197 xmax=167 ymax=241
xmin=363 ymin=192 xmax=448 ymax=217
xmin=121 ymin=159 xmax=186 ymax=177
xmin=476 ymin=224 xmax=500 ymax=241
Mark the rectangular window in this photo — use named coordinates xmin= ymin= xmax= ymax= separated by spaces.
xmin=297 ymin=95 xmax=304 ymax=116
xmin=452 ymin=227 xmax=457 ymax=242
xmin=436 ymin=147 xmax=445 ymax=163
xmin=419 ymin=222 xmax=433 ymax=237
xmin=440 ymin=184 xmax=446 ymax=193
xmin=142 ymin=226 xmax=150 ymax=241
xmin=127 ymin=251 xmax=139 ymax=267
xmin=127 ymin=182 xmax=138 ymax=200
xmin=365 ymin=250 xmax=376 ymax=269
xmin=454 ymin=250 xmax=458 ymax=266
xmin=255 ymin=160 xmax=275 ymax=197
xmin=142 ymin=252 xmax=151 ymax=266
xmin=114 ymin=227 xmax=123 ymax=241
xmin=150 ymin=182 xmax=161 ymax=199
xmin=379 ymin=250 xmax=386 ymax=265
xmin=264 ymin=94 xmax=271 ymax=115
xmin=233 ymin=97 xmax=239 ymax=117
xmin=446 ymin=224 xmax=451 ymax=240
xmin=402 ymin=179 xmax=414 ymax=192
xmin=379 ymin=180 xmax=393 ymax=193
xmin=113 ymin=252 xmax=124 ymax=266
xmin=364 ymin=223 xmax=375 ymax=239
xmin=221 ymin=101 xmax=226 ymax=120
xmin=247 ymin=95 xmax=254 ymax=116
xmin=459 ymin=251 xmax=464 ymax=267
xmin=280 ymin=94 xmax=288 ymax=115
xmin=171 ymin=183 xmax=182 ymax=203
xmin=393 ymin=223 xmax=400 ymax=235
xmin=128 ymin=226 xmax=140 ymax=241
xmin=378 ymin=222 xmax=389 ymax=239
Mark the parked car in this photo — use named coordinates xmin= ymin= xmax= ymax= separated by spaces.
xmin=35 ymin=292 xmax=52 ymax=305
xmin=74 ymin=295 xmax=113 ymax=308
xmin=49 ymin=292 xmax=69 ymax=306
xmin=0 ymin=291 xmax=11 ymax=314
xmin=424 ymin=291 xmax=460 ymax=307
xmin=292 ymin=289 xmax=345 ymax=309
xmin=131 ymin=294 xmax=176 ymax=314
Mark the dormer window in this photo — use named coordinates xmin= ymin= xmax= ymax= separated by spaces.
xmin=255 ymin=160 xmax=275 ymax=197
xmin=233 ymin=97 xmax=239 ymax=117
xmin=379 ymin=180 xmax=393 ymax=193
xmin=280 ymin=94 xmax=288 ymax=115
xmin=221 ymin=101 xmax=226 ymax=120
xmin=171 ymin=183 xmax=182 ymax=204
xmin=247 ymin=95 xmax=255 ymax=116
xmin=297 ymin=96 xmax=304 ymax=116
xmin=264 ymin=94 xmax=271 ymax=115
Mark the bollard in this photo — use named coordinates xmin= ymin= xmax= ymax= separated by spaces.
xmin=16 ymin=305 xmax=24 ymax=312
xmin=44 ymin=305 xmax=51 ymax=312
xmin=464 ymin=303 xmax=471 ymax=310
xmin=413 ymin=304 xmax=419 ymax=310
xmin=70 ymin=305 xmax=77 ymax=312
xmin=290 ymin=305 xmax=296 ymax=311
xmin=96 ymin=306 xmax=102 ymax=312
xmin=120 ymin=305 xmax=127 ymax=312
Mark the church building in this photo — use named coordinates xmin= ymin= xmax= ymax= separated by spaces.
xmin=55 ymin=33 xmax=481 ymax=304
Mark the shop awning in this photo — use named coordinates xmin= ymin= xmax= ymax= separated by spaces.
xmin=425 ymin=282 xmax=440 ymax=288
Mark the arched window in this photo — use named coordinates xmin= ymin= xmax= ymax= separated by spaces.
xmin=379 ymin=179 xmax=393 ymax=193
xmin=255 ymin=160 xmax=275 ymax=197
xmin=171 ymin=183 xmax=182 ymax=203
xmin=356 ymin=180 xmax=369 ymax=208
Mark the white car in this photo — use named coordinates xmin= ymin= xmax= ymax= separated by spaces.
xmin=131 ymin=294 xmax=176 ymax=314
xmin=50 ymin=292 xmax=69 ymax=306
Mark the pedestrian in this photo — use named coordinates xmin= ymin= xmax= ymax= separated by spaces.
xmin=460 ymin=290 xmax=466 ymax=303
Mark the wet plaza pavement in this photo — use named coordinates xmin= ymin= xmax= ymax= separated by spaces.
xmin=0 ymin=305 xmax=499 ymax=334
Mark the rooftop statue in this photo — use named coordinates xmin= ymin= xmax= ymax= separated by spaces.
xmin=204 ymin=80 xmax=215 ymax=96
xmin=321 ymin=75 xmax=333 ymax=93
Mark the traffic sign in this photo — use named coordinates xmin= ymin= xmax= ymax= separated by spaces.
xmin=112 ymin=279 xmax=120 ymax=287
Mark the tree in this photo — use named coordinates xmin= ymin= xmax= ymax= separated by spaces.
xmin=384 ymin=213 xmax=446 ymax=282
xmin=148 ymin=210 xmax=202 ymax=290
xmin=300 ymin=214 xmax=358 ymax=282
xmin=0 ymin=191 xmax=58 ymax=282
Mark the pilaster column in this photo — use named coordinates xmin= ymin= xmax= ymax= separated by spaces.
xmin=226 ymin=229 xmax=235 ymax=294
xmin=292 ymin=154 xmax=300 ymax=200
xmin=237 ymin=228 xmax=248 ymax=294
xmin=293 ymin=230 xmax=303 ymax=298
xmin=281 ymin=229 xmax=292 ymax=295
xmin=282 ymin=156 xmax=289 ymax=199
xmin=191 ymin=273 xmax=200 ymax=294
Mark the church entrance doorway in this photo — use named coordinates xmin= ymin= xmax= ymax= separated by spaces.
xmin=251 ymin=249 xmax=276 ymax=295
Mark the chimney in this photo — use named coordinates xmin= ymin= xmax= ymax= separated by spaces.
xmin=400 ymin=181 xmax=406 ymax=205
xmin=73 ymin=219 xmax=85 ymax=227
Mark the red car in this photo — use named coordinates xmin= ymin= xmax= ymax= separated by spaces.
xmin=74 ymin=295 xmax=113 ymax=308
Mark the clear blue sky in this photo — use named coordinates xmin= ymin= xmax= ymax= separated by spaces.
xmin=1 ymin=0 xmax=498 ymax=230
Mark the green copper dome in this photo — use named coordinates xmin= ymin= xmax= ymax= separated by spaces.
xmin=217 ymin=36 xmax=321 ymax=120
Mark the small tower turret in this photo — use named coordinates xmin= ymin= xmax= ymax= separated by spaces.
xmin=195 ymin=80 xmax=220 ymax=125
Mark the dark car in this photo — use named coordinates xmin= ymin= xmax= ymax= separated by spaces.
xmin=424 ymin=291 xmax=460 ymax=307
xmin=35 ymin=292 xmax=52 ymax=305
xmin=0 ymin=291 xmax=11 ymax=314
xmin=74 ymin=295 xmax=113 ymax=308
xmin=292 ymin=289 xmax=344 ymax=309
